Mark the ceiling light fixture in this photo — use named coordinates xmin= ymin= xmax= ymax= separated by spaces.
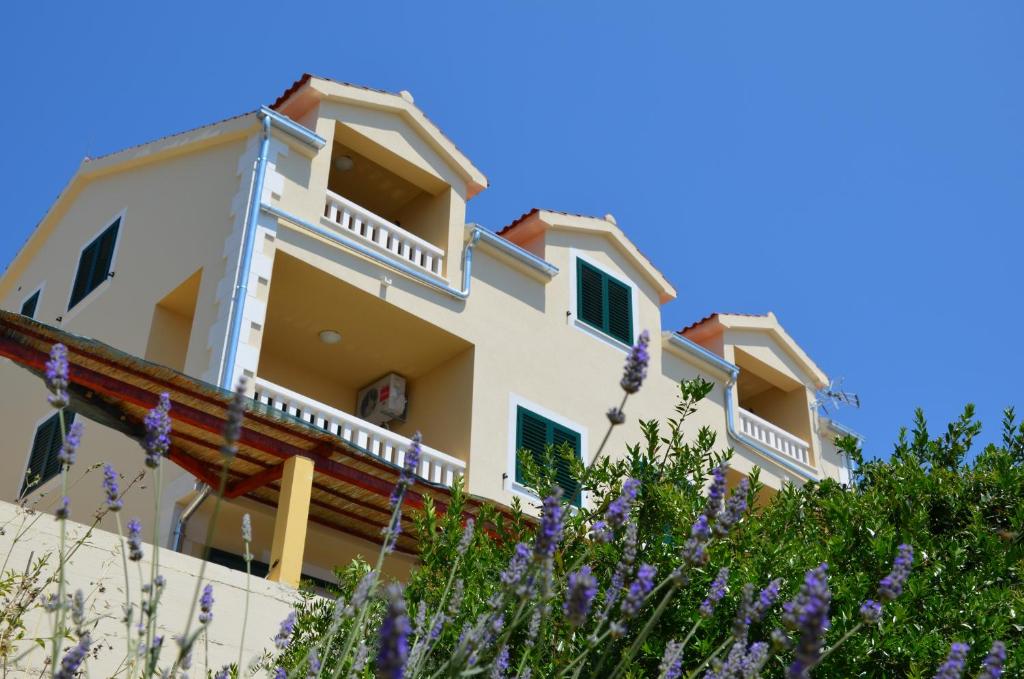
xmin=333 ymin=155 xmax=354 ymax=172
xmin=318 ymin=329 xmax=342 ymax=345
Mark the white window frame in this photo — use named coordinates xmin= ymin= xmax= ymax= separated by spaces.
xmin=18 ymin=282 xmax=45 ymax=318
xmin=63 ymin=208 xmax=126 ymax=323
xmin=568 ymin=249 xmax=640 ymax=353
xmin=505 ymin=393 xmax=590 ymax=506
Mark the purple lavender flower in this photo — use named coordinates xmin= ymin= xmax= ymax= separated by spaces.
xmin=58 ymin=421 xmax=83 ymax=466
xmin=659 ymin=640 xmax=684 ymax=679
xmin=306 ymin=648 xmax=321 ymax=678
xmin=621 ymin=563 xmax=657 ymax=618
xmin=682 ymin=514 xmax=711 ymax=567
xmin=978 ymin=641 xmax=1006 ymax=679
xmin=878 ymin=543 xmax=914 ymax=602
xmin=605 ymin=478 xmax=640 ymax=530
xmin=534 ymin=488 xmax=564 ymax=560
xmin=274 ymin=611 xmax=296 ymax=650
xmin=142 ymin=393 xmax=172 ymax=468
xmin=389 ymin=432 xmax=423 ymax=510
xmin=221 ymin=377 xmax=247 ymax=458
xmin=704 ymin=465 xmax=727 ymax=523
xmin=102 ymin=464 xmax=122 ymax=511
xmin=376 ymin=584 xmax=411 ymax=679
xmin=198 ymin=584 xmax=214 ymax=624
xmin=563 ymin=566 xmax=598 ymax=627
xmin=606 ymin=407 xmax=626 ymax=425
xmin=753 ymin=578 xmax=782 ymax=620
xmin=55 ymin=496 xmax=70 ymax=520
xmin=45 ymin=343 xmax=70 ymax=409
xmin=214 ymin=667 xmax=230 ymax=679
xmin=491 ymin=645 xmax=509 ymax=678
xmin=71 ymin=589 xmax=85 ymax=633
xmin=54 ymin=632 xmax=91 ymax=679
xmin=783 ymin=563 xmax=832 ymax=678
xmin=501 ymin=543 xmax=532 ymax=592
xmin=591 ymin=520 xmax=613 ymax=543
xmin=714 ymin=479 xmax=749 ymax=537
xmin=700 ymin=567 xmax=729 ymax=617
xmin=458 ymin=519 xmax=475 ymax=556
xmin=127 ymin=518 xmax=143 ymax=561
xmin=273 ymin=668 xmax=286 ymax=679
xmin=620 ymin=330 xmax=650 ymax=394
xmin=859 ymin=599 xmax=882 ymax=624
xmin=933 ymin=642 xmax=970 ymax=679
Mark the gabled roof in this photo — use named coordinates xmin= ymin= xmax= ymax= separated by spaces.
xmin=498 ymin=208 xmax=676 ymax=303
xmin=680 ymin=312 xmax=829 ymax=388
xmin=272 ymin=73 xmax=488 ymax=199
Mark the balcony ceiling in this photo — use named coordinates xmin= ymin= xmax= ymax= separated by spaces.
xmin=259 ymin=252 xmax=471 ymax=394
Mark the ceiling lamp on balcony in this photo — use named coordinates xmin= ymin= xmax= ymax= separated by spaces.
xmin=318 ymin=329 xmax=342 ymax=345
xmin=333 ymin=155 xmax=354 ymax=172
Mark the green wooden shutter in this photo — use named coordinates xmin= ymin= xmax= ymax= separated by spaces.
xmin=22 ymin=411 xmax=75 ymax=496
xmin=515 ymin=407 xmax=549 ymax=484
xmin=577 ymin=260 xmax=606 ymax=329
xmin=91 ymin=219 xmax=120 ymax=290
xmin=606 ymin=277 xmax=633 ymax=344
xmin=20 ymin=290 xmax=40 ymax=318
xmin=69 ymin=240 xmax=100 ymax=309
xmin=551 ymin=424 xmax=582 ymax=506
xmin=515 ymin=406 xmax=583 ymax=507
xmin=69 ymin=219 xmax=119 ymax=310
xmin=576 ymin=258 xmax=633 ymax=345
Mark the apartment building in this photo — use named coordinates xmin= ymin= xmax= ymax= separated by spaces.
xmin=0 ymin=74 xmax=855 ymax=586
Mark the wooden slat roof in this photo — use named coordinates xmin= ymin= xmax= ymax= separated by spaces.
xmin=0 ymin=310 xmax=502 ymax=556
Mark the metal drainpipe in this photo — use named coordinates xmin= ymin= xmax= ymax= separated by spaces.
xmin=170 ymin=484 xmax=212 ymax=552
xmin=172 ymin=114 xmax=272 ymax=552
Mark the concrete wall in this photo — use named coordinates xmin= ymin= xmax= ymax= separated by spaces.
xmin=0 ymin=500 xmax=300 ymax=677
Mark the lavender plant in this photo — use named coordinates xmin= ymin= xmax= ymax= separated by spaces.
xmin=4 ymin=335 xmax=1017 ymax=678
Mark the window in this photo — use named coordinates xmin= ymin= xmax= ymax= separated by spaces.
xmin=20 ymin=289 xmax=40 ymax=318
xmin=22 ymin=411 xmax=76 ymax=496
xmin=576 ymin=258 xmax=633 ymax=345
xmin=69 ymin=218 xmax=120 ymax=310
xmin=515 ymin=405 xmax=582 ymax=506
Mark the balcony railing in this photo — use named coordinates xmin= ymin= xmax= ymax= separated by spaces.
xmin=736 ymin=407 xmax=811 ymax=466
xmin=253 ymin=376 xmax=465 ymax=487
xmin=323 ymin=190 xmax=446 ymax=278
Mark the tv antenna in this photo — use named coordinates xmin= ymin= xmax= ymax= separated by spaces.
xmin=813 ymin=378 xmax=861 ymax=415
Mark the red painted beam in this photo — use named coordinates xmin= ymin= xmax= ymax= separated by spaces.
xmin=226 ymin=463 xmax=284 ymax=499
xmin=246 ymin=495 xmax=417 ymax=557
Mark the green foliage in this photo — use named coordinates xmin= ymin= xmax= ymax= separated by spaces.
xmin=277 ymin=379 xmax=1021 ymax=677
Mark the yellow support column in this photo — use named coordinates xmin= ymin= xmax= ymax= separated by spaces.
xmin=267 ymin=455 xmax=314 ymax=587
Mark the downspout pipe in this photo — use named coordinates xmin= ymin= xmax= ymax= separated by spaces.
xmin=666 ymin=332 xmax=818 ymax=482
xmin=173 ymin=112 xmax=278 ymax=551
xmin=170 ymin=484 xmax=212 ymax=552
xmin=221 ymin=113 xmax=273 ymax=389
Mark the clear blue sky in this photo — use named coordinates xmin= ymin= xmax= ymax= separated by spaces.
xmin=2 ymin=2 xmax=1021 ymax=460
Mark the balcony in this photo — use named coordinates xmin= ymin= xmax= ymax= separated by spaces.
xmin=322 ymin=190 xmax=446 ymax=279
xmin=736 ymin=406 xmax=811 ymax=466
xmin=253 ymin=376 xmax=465 ymax=487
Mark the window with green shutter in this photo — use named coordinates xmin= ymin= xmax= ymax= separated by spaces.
xmin=22 ymin=411 xmax=76 ymax=497
xmin=515 ymin=406 xmax=583 ymax=506
xmin=20 ymin=290 xmax=40 ymax=318
xmin=69 ymin=218 xmax=120 ymax=310
xmin=576 ymin=258 xmax=634 ymax=345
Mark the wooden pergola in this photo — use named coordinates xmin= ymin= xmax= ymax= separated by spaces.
xmin=0 ymin=310 xmax=498 ymax=585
